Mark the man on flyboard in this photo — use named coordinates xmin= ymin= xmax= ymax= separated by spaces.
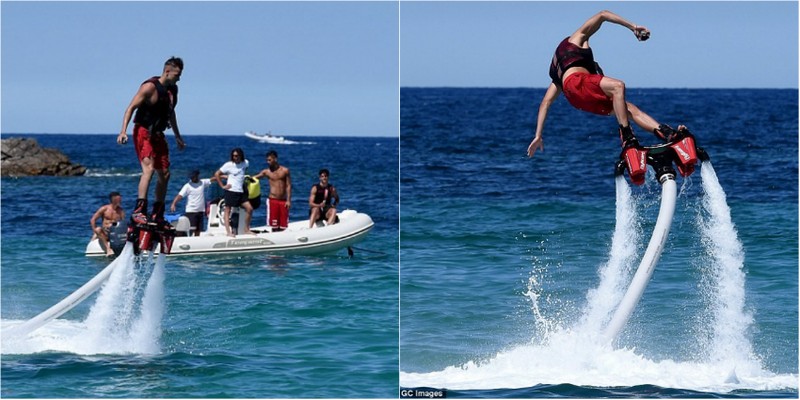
xmin=527 ymin=10 xmax=691 ymax=160
xmin=117 ymin=57 xmax=186 ymax=253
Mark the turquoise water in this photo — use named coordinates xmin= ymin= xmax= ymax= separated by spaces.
xmin=2 ymin=135 xmax=398 ymax=397
xmin=399 ymin=88 xmax=798 ymax=397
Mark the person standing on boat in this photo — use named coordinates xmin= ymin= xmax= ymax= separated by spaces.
xmin=117 ymin=57 xmax=186 ymax=228
xmin=215 ymin=148 xmax=256 ymax=237
xmin=526 ymin=10 xmax=687 ymax=158
xmin=170 ymin=169 xmax=216 ymax=236
xmin=253 ymin=150 xmax=292 ymax=232
xmin=308 ymin=169 xmax=339 ymax=228
xmin=90 ymin=191 xmax=126 ymax=257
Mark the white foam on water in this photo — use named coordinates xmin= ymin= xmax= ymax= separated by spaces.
xmin=401 ymin=166 xmax=797 ymax=392
xmin=696 ymin=161 xmax=759 ymax=373
xmin=2 ymin=251 xmax=166 ymax=355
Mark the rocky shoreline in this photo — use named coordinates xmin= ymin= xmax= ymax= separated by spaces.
xmin=1 ymin=137 xmax=87 ymax=177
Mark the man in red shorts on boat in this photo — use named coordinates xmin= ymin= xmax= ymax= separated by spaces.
xmin=253 ymin=150 xmax=292 ymax=232
xmin=117 ymin=57 xmax=186 ymax=228
xmin=527 ymin=10 xmax=688 ymax=159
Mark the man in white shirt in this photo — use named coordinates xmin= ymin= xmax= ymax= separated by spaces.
xmin=170 ymin=169 xmax=214 ymax=236
xmin=214 ymin=148 xmax=255 ymax=236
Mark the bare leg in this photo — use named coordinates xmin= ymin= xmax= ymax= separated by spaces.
xmin=98 ymin=232 xmax=113 ymax=256
xmin=326 ymin=209 xmax=337 ymax=225
xmin=138 ymin=157 xmax=155 ymax=199
xmin=309 ymin=208 xmax=320 ymax=228
xmin=241 ymin=202 xmax=254 ymax=234
xmin=626 ymin=102 xmax=659 ymax=133
xmin=599 ymin=76 xmax=631 ymax=127
xmin=224 ymin=206 xmax=234 ymax=237
xmin=154 ymin=169 xmax=170 ymax=203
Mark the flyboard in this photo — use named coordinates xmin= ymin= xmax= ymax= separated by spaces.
xmin=602 ymin=129 xmax=709 ymax=343
xmin=6 ymin=210 xmax=176 ymax=337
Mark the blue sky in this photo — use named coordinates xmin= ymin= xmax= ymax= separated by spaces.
xmin=401 ymin=1 xmax=798 ymax=89
xmin=2 ymin=1 xmax=399 ymax=136
xmin=3 ymin=2 xmax=797 ymax=136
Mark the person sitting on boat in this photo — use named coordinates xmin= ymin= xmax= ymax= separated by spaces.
xmin=308 ymin=169 xmax=339 ymax=228
xmin=170 ymin=169 xmax=217 ymax=236
xmin=252 ymin=150 xmax=292 ymax=232
xmin=214 ymin=148 xmax=255 ymax=237
xmin=90 ymin=191 xmax=126 ymax=257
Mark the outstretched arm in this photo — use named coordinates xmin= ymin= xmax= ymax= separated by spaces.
xmin=570 ymin=10 xmax=649 ymax=46
xmin=527 ymin=83 xmax=561 ymax=158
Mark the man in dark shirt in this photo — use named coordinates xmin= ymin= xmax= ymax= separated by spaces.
xmin=117 ymin=57 xmax=186 ymax=225
xmin=527 ymin=11 xmax=686 ymax=158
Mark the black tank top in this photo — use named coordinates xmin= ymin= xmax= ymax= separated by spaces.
xmin=548 ymin=37 xmax=602 ymax=88
xmin=133 ymin=77 xmax=178 ymax=132
xmin=313 ymin=183 xmax=335 ymax=206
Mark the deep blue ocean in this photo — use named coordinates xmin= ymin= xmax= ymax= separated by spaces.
xmin=1 ymin=135 xmax=398 ymax=397
xmin=2 ymin=88 xmax=798 ymax=399
xmin=400 ymin=88 xmax=798 ymax=397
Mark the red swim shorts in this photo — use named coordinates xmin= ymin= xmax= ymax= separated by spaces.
xmin=268 ymin=198 xmax=288 ymax=229
xmin=562 ymin=72 xmax=614 ymax=116
xmin=133 ymin=124 xmax=170 ymax=170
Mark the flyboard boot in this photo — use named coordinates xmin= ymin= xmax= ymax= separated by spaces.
xmin=151 ymin=201 xmax=176 ymax=255
xmin=653 ymin=123 xmax=679 ymax=142
xmin=619 ymin=124 xmax=647 ymax=185
xmin=126 ymin=198 xmax=152 ymax=254
xmin=616 ymin=125 xmax=709 ymax=185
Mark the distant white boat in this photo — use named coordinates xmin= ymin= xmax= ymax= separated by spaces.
xmin=245 ymin=131 xmax=292 ymax=144
xmin=244 ymin=131 xmax=315 ymax=145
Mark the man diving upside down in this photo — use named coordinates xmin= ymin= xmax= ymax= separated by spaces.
xmin=527 ymin=10 xmax=688 ymax=158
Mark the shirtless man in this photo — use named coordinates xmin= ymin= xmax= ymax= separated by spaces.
xmin=90 ymin=192 xmax=126 ymax=256
xmin=253 ymin=150 xmax=292 ymax=232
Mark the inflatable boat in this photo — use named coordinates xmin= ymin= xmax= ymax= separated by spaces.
xmin=85 ymin=201 xmax=374 ymax=257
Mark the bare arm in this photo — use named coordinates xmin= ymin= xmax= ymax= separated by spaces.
xmin=169 ymin=112 xmax=186 ymax=150
xmin=90 ymin=206 xmax=106 ymax=231
xmin=170 ymin=194 xmax=183 ymax=213
xmin=331 ymin=187 xmax=339 ymax=207
xmin=527 ymin=83 xmax=562 ymax=158
xmin=117 ymin=83 xmax=154 ymax=144
xmin=214 ymin=169 xmax=230 ymax=190
xmin=570 ymin=10 xmax=648 ymax=47
xmin=309 ymin=186 xmax=319 ymax=208
xmin=252 ymin=169 xmax=268 ymax=180
xmin=285 ymin=169 xmax=292 ymax=209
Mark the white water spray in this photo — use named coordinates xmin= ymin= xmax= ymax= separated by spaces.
xmin=2 ymin=244 xmax=166 ymax=355
xmin=697 ymin=161 xmax=759 ymax=375
xmin=577 ymin=175 xmax=641 ymax=334
xmin=401 ymin=162 xmax=796 ymax=392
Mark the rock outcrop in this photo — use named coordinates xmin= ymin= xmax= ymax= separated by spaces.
xmin=1 ymin=137 xmax=87 ymax=177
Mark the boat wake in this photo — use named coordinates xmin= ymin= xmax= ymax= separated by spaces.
xmin=2 ymin=246 xmax=166 ymax=355
xmin=400 ymin=164 xmax=798 ymax=393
